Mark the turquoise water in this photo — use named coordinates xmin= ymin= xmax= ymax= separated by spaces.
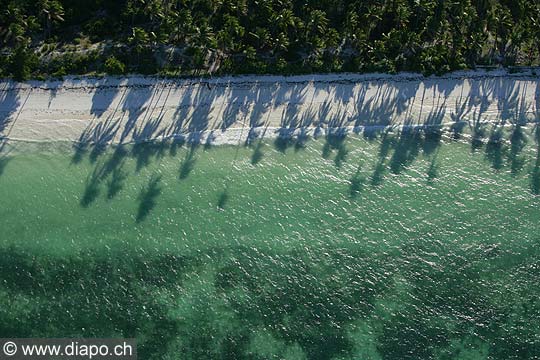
xmin=0 ymin=127 xmax=539 ymax=359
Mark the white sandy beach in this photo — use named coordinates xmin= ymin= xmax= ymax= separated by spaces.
xmin=1 ymin=70 xmax=539 ymax=145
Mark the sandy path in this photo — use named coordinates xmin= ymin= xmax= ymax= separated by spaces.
xmin=1 ymin=70 xmax=539 ymax=145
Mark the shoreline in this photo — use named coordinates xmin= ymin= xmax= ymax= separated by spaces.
xmin=1 ymin=70 xmax=539 ymax=147
xmin=2 ymin=67 xmax=540 ymax=90
xmin=3 ymin=122 xmax=537 ymax=150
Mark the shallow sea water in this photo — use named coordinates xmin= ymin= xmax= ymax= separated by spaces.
xmin=0 ymin=127 xmax=539 ymax=359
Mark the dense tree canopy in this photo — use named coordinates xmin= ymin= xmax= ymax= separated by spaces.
xmin=0 ymin=0 xmax=539 ymax=79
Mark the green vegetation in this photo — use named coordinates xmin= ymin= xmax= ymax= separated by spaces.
xmin=104 ymin=55 xmax=126 ymax=75
xmin=0 ymin=0 xmax=539 ymax=77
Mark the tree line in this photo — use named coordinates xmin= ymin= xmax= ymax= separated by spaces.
xmin=0 ymin=0 xmax=539 ymax=80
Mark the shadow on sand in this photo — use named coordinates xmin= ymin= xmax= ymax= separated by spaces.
xmin=69 ymin=76 xmax=540 ymax=215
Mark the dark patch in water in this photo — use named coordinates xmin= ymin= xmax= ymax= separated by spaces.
xmin=250 ymin=141 xmax=264 ymax=165
xmin=0 ymin=155 xmax=10 ymax=176
xmin=179 ymin=147 xmax=197 ymax=180
xmin=107 ymin=167 xmax=127 ymax=199
xmin=389 ymin=129 xmax=422 ymax=174
xmin=80 ymin=169 xmax=102 ymax=207
xmin=349 ymin=166 xmax=365 ymax=197
xmin=136 ymin=175 xmax=162 ymax=222
xmin=217 ymin=188 xmax=229 ymax=210
xmin=427 ymin=157 xmax=439 ymax=183
xmin=508 ymin=125 xmax=527 ymax=175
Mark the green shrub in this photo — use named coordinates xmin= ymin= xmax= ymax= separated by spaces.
xmin=8 ymin=46 xmax=38 ymax=81
xmin=104 ymin=56 xmax=126 ymax=75
xmin=52 ymin=66 xmax=67 ymax=78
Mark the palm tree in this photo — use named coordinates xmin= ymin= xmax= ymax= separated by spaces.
xmin=128 ymin=27 xmax=151 ymax=66
xmin=272 ymin=9 xmax=297 ymax=36
xmin=306 ymin=10 xmax=328 ymax=40
xmin=0 ymin=5 xmax=28 ymax=45
xmin=38 ymin=0 xmax=64 ymax=40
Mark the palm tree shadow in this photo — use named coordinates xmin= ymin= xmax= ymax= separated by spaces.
xmin=0 ymin=157 xmax=8 ymax=176
xmin=508 ymin=124 xmax=527 ymax=175
xmin=204 ymin=131 xmax=216 ymax=150
xmin=470 ymin=110 xmax=488 ymax=153
xmin=531 ymin=125 xmax=540 ymax=195
xmin=90 ymin=78 xmax=122 ymax=118
xmin=107 ymin=167 xmax=128 ymax=200
xmin=132 ymin=141 xmax=168 ymax=173
xmin=273 ymin=132 xmax=294 ymax=153
xmin=334 ymin=143 xmax=348 ymax=168
xmin=71 ymin=127 xmax=93 ymax=164
xmin=427 ymin=157 xmax=439 ymax=183
xmin=80 ymin=168 xmax=102 ymax=207
xmin=349 ymin=166 xmax=365 ymax=198
xmin=136 ymin=175 xmax=162 ymax=222
xmin=485 ymin=127 xmax=505 ymax=171
xmin=294 ymin=129 xmax=309 ymax=152
xmin=217 ymin=187 xmax=229 ymax=210
xmin=99 ymin=145 xmax=128 ymax=177
xmin=531 ymin=157 xmax=540 ymax=195
xmin=0 ymin=146 xmax=11 ymax=176
xmin=389 ymin=129 xmax=422 ymax=174
xmin=422 ymin=129 xmax=442 ymax=156
xmin=450 ymin=94 xmax=470 ymax=140
xmin=179 ymin=146 xmax=197 ymax=180
xmin=322 ymin=129 xmax=348 ymax=165
xmin=169 ymin=137 xmax=186 ymax=157
xmin=471 ymin=129 xmax=486 ymax=152
xmin=89 ymin=119 xmax=121 ymax=163
xmin=370 ymin=131 xmax=394 ymax=186
xmin=0 ymin=156 xmax=11 ymax=176
xmin=371 ymin=160 xmax=386 ymax=187
xmin=251 ymin=140 xmax=264 ymax=165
